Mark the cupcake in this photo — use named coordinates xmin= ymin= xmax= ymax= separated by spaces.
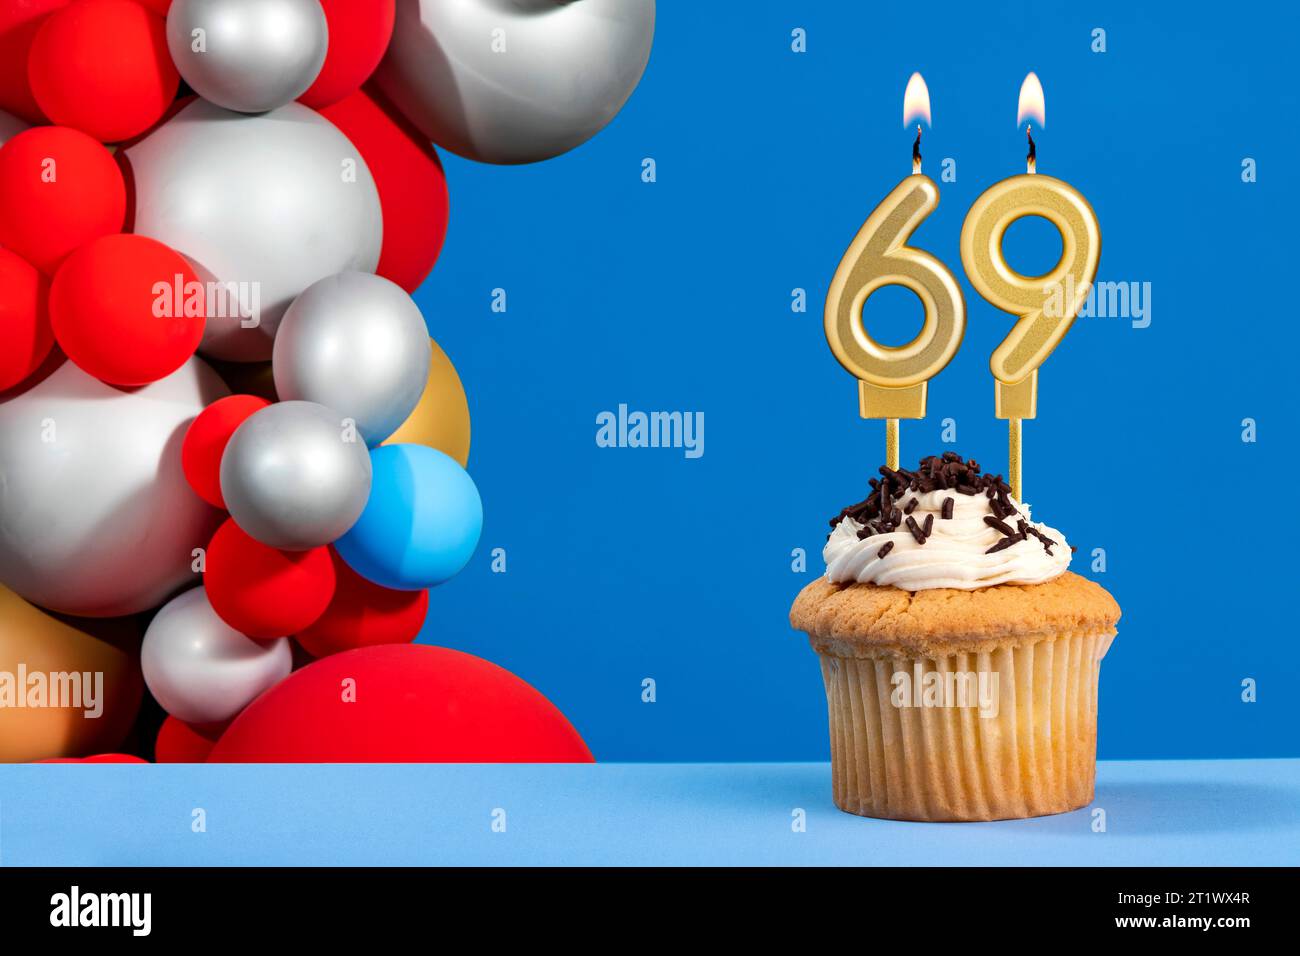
xmin=790 ymin=453 xmax=1120 ymax=822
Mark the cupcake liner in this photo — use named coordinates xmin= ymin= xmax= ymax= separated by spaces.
xmin=817 ymin=628 xmax=1115 ymax=822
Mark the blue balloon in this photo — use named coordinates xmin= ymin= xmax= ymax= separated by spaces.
xmin=335 ymin=444 xmax=483 ymax=590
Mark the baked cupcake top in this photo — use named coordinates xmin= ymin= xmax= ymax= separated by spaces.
xmin=790 ymin=571 xmax=1119 ymax=655
xmin=824 ymin=453 xmax=1070 ymax=591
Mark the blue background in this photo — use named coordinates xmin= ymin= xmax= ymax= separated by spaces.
xmin=413 ymin=1 xmax=1298 ymax=761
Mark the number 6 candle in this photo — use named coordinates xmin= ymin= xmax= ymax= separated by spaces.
xmin=960 ymin=73 xmax=1100 ymax=500
xmin=824 ymin=73 xmax=966 ymax=471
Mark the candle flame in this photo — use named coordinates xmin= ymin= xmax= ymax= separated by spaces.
xmin=902 ymin=72 xmax=931 ymax=128
xmin=1016 ymin=72 xmax=1045 ymax=128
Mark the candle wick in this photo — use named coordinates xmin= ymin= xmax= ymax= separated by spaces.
xmin=912 ymin=125 xmax=922 ymax=174
xmin=1026 ymin=125 xmax=1036 ymax=174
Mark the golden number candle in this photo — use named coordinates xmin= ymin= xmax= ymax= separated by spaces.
xmin=824 ymin=74 xmax=966 ymax=470
xmin=958 ymin=73 xmax=1100 ymax=500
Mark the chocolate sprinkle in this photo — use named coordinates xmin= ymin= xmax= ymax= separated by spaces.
xmin=904 ymin=515 xmax=926 ymax=544
xmin=828 ymin=453 xmax=1045 ymax=554
xmin=877 ymin=541 xmax=894 ymax=559
xmin=985 ymin=534 xmax=1023 ymax=555
xmin=1024 ymin=524 xmax=1057 ymax=555
xmin=983 ymin=515 xmax=1016 ymax=537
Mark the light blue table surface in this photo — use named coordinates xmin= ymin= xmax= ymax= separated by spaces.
xmin=0 ymin=759 xmax=1295 ymax=866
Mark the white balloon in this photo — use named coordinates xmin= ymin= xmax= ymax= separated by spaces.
xmin=142 ymin=586 xmax=291 ymax=725
xmin=0 ymin=107 xmax=28 ymax=148
xmin=0 ymin=357 xmax=228 ymax=617
xmin=375 ymin=0 xmax=656 ymax=165
xmin=123 ymin=99 xmax=383 ymax=362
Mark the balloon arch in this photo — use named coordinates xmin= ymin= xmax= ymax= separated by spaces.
xmin=0 ymin=0 xmax=654 ymax=762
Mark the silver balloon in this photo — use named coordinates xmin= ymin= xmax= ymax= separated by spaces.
xmin=219 ymin=400 xmax=372 ymax=550
xmin=166 ymin=0 xmax=329 ymax=114
xmin=273 ymin=272 xmax=431 ymax=446
xmin=142 ymin=586 xmax=292 ymax=725
xmin=123 ymin=99 xmax=382 ymax=362
xmin=0 ymin=108 xmax=27 ymax=148
xmin=375 ymin=0 xmax=656 ymax=165
xmin=0 ymin=358 xmax=228 ymax=617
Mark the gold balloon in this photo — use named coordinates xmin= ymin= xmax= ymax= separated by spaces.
xmin=383 ymin=337 xmax=470 ymax=466
xmin=0 ymin=585 xmax=144 ymax=762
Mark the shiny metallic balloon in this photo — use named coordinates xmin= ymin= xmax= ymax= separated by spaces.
xmin=0 ymin=357 xmax=228 ymax=617
xmin=123 ymin=99 xmax=382 ymax=362
xmin=0 ymin=108 xmax=27 ymax=148
xmin=375 ymin=0 xmax=655 ymax=165
xmin=142 ymin=586 xmax=292 ymax=725
xmin=220 ymin=400 xmax=372 ymax=550
xmin=166 ymin=0 xmax=329 ymax=114
xmin=273 ymin=272 xmax=431 ymax=446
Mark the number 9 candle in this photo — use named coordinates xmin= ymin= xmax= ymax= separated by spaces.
xmin=824 ymin=73 xmax=965 ymax=471
xmin=960 ymin=73 xmax=1100 ymax=500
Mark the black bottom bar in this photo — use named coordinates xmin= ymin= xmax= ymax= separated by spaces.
xmin=0 ymin=866 xmax=1286 ymax=939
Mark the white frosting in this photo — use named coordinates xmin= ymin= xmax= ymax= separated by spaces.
xmin=824 ymin=489 xmax=1070 ymax=591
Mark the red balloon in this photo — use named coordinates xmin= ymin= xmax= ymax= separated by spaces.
xmin=48 ymin=234 xmax=204 ymax=385
xmin=155 ymin=716 xmax=218 ymax=763
xmin=0 ymin=0 xmax=68 ymax=124
xmin=205 ymin=518 xmax=336 ymax=640
xmin=296 ymin=549 xmax=429 ymax=658
xmin=181 ymin=394 xmax=271 ymax=508
xmin=39 ymin=753 xmax=148 ymax=763
xmin=299 ymin=0 xmax=395 ymax=110
xmin=322 ymin=89 xmax=448 ymax=293
xmin=27 ymin=0 xmax=178 ymax=143
xmin=0 ymin=247 xmax=53 ymax=392
xmin=0 ymin=125 xmax=126 ymax=273
xmin=208 ymin=644 xmax=594 ymax=763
